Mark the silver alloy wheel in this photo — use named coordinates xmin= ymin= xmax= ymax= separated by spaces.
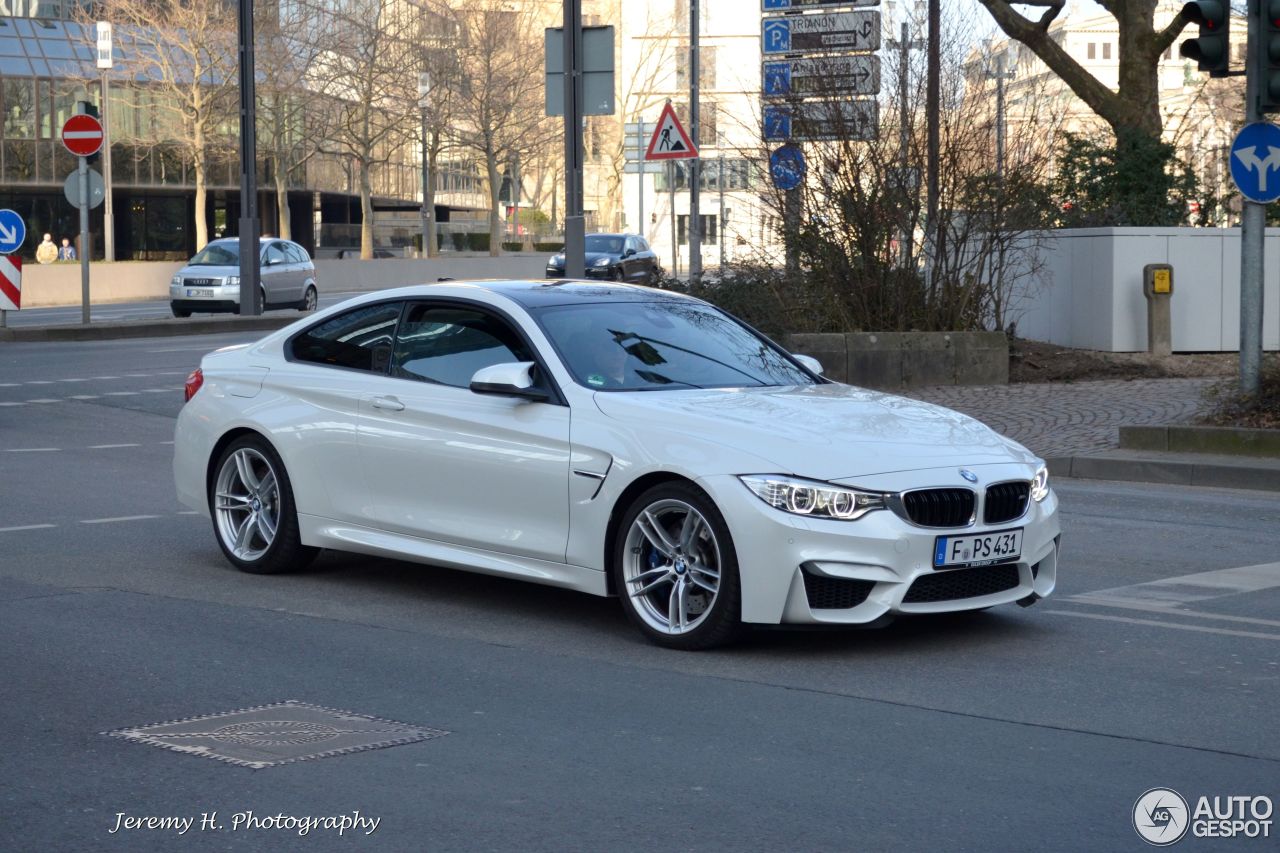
xmin=622 ymin=499 xmax=722 ymax=635
xmin=214 ymin=447 xmax=280 ymax=562
xmin=304 ymin=287 xmax=317 ymax=310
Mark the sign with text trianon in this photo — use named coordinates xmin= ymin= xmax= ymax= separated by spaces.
xmin=761 ymin=10 xmax=881 ymax=55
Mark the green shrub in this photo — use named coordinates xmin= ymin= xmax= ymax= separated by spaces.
xmin=535 ymin=242 xmax=563 ymax=253
xmin=501 ymin=242 xmax=522 ymax=252
xmin=464 ymin=232 xmax=490 ymax=252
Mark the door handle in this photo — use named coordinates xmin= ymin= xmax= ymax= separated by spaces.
xmin=371 ymin=395 xmax=405 ymax=412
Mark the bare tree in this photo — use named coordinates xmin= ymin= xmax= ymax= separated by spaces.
xmin=312 ymin=0 xmax=419 ymax=258
xmin=255 ymin=0 xmax=337 ymax=241
xmin=85 ymin=1 xmax=238 ymax=249
xmin=451 ymin=0 xmax=553 ymax=256
xmin=976 ymin=0 xmax=1188 ymax=140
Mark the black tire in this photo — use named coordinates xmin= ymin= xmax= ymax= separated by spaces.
xmin=612 ymin=481 xmax=742 ymax=650
xmin=610 ymin=267 xmax=624 ymax=281
xmin=299 ymin=285 xmax=318 ymax=312
xmin=171 ymin=304 xmax=191 ymax=318
xmin=209 ymin=434 xmax=318 ymax=575
xmin=646 ymin=267 xmax=662 ymax=287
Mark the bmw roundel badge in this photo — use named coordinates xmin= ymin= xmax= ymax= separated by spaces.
xmin=959 ymin=469 xmax=979 ymax=483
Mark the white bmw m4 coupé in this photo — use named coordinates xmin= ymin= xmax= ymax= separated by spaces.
xmin=175 ymin=280 xmax=1061 ymax=648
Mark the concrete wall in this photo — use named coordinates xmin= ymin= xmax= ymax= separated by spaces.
xmin=1015 ymin=227 xmax=1280 ymax=353
xmin=785 ymin=332 xmax=1008 ymax=388
xmin=15 ymin=254 xmax=552 ymax=309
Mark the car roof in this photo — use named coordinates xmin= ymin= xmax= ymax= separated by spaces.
xmin=355 ymin=280 xmax=699 ymax=309
xmin=208 ymin=237 xmax=288 ymax=245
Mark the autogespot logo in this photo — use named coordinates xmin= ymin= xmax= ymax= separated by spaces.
xmin=1134 ymin=788 xmax=1191 ymax=846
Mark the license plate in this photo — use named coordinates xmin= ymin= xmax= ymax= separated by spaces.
xmin=186 ymin=288 xmax=213 ymax=297
xmin=934 ymin=528 xmax=1022 ymax=568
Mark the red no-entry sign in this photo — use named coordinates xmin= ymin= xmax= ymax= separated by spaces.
xmin=62 ymin=114 xmax=104 ymax=157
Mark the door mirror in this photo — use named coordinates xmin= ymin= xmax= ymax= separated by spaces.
xmin=622 ymin=247 xmax=636 ymax=258
xmin=470 ymin=362 xmax=549 ymax=402
xmin=793 ymin=353 xmax=824 ymax=376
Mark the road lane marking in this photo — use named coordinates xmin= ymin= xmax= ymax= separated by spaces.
xmin=90 ymin=443 xmax=139 ymax=449
xmin=1046 ymin=610 xmax=1280 ymax=642
xmin=26 ymin=399 xmax=59 ymax=404
xmin=1068 ymin=561 xmax=1280 ymax=609
xmin=68 ymin=395 xmax=99 ymax=400
xmin=80 ymin=515 xmax=161 ymax=524
xmin=102 ymin=391 xmax=140 ymax=396
xmin=57 ymin=378 xmax=86 ymax=382
xmin=176 ymin=510 xmax=200 ymax=515
xmin=1059 ymin=596 xmax=1280 ymax=630
xmin=0 ymin=524 xmax=57 ymax=533
xmin=26 ymin=380 xmax=54 ymax=384
xmin=0 ymin=402 xmax=22 ymax=407
xmin=92 ymin=376 xmax=121 ymax=380
xmin=5 ymin=447 xmax=59 ymax=452
xmin=159 ymin=440 xmax=174 ymax=445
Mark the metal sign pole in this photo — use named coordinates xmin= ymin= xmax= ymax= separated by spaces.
xmin=669 ymin=161 xmax=678 ymax=278
xmin=1241 ymin=0 xmax=1264 ymax=394
xmin=562 ymin=0 xmax=585 ymax=279
xmin=637 ymin=121 xmax=645 ymax=240
xmin=688 ymin=0 xmax=702 ymax=284
xmin=237 ymin=0 xmax=261 ymax=316
xmin=79 ymin=154 xmax=90 ymax=324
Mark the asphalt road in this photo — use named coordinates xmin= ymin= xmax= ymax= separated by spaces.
xmin=0 ymin=291 xmax=368 ymax=328
xmin=2 ymin=333 xmax=1278 ymax=852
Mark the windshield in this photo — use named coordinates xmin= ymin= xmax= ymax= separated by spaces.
xmin=584 ymin=235 xmax=625 ymax=254
xmin=535 ymin=301 xmax=814 ymax=391
xmin=189 ymin=242 xmax=239 ymax=266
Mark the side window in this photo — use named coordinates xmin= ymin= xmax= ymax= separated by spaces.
xmin=291 ymin=302 xmax=402 ymax=372
xmin=285 ymin=243 xmax=308 ymax=264
xmin=624 ymin=238 xmax=637 ymax=254
xmin=392 ymin=304 xmax=532 ymax=388
xmin=264 ymin=242 xmax=288 ymax=267
xmin=638 ymin=239 xmax=650 ymax=253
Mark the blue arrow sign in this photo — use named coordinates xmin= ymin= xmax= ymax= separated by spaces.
xmin=770 ymin=144 xmax=806 ymax=191
xmin=764 ymin=0 xmax=790 ymax=7
xmin=762 ymin=18 xmax=791 ymax=54
xmin=763 ymin=106 xmax=791 ymax=141
xmin=763 ymin=62 xmax=791 ymax=96
xmin=0 ymin=209 xmax=25 ymax=255
xmin=1230 ymin=122 xmax=1280 ymax=204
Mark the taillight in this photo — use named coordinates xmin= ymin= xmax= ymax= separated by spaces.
xmin=184 ymin=368 xmax=203 ymax=402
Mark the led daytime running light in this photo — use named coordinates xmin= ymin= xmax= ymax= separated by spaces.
xmin=740 ymin=475 xmax=886 ymax=521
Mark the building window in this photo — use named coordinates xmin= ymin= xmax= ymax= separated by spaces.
xmin=671 ymin=100 xmax=716 ymax=148
xmin=1102 ymin=43 xmax=1111 ymax=60
xmin=676 ymin=46 xmax=716 ymax=90
xmin=1087 ymin=43 xmax=1095 ymax=60
xmin=677 ymin=214 xmax=717 ymax=246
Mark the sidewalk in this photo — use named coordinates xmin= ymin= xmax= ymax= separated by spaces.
xmin=908 ymin=377 xmax=1280 ymax=493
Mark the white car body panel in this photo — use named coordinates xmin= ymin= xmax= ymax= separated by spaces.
xmin=175 ymin=282 xmax=1061 ymax=628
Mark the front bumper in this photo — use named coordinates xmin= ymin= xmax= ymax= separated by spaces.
xmin=545 ymin=266 xmax=615 ymax=279
xmin=695 ymin=466 xmax=1061 ymax=626
xmin=170 ymin=283 xmax=241 ymax=313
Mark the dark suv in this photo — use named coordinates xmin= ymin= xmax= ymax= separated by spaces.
xmin=545 ymin=233 xmax=662 ymax=285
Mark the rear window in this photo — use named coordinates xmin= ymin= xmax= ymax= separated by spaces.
xmin=291 ymin=303 xmax=402 ymax=372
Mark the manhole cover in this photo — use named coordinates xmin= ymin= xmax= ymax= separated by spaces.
xmin=104 ymin=701 xmax=448 ymax=769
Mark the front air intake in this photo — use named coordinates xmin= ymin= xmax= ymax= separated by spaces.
xmin=984 ymin=481 xmax=1031 ymax=524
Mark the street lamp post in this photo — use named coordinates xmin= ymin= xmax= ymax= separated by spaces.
xmin=986 ymin=47 xmax=1016 ymax=184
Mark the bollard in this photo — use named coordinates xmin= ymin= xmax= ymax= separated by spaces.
xmin=1142 ymin=263 xmax=1174 ymax=357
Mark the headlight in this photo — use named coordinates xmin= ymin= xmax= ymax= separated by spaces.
xmin=224 ymin=276 xmax=240 ymax=288
xmin=1030 ymin=465 xmax=1050 ymax=502
xmin=170 ymin=274 xmax=182 ymax=286
xmin=739 ymin=475 xmax=886 ymax=521
xmin=594 ymin=257 xmax=612 ymax=267
xmin=550 ymin=255 xmax=563 ymax=264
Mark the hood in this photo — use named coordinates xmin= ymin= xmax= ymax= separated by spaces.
xmin=592 ymin=383 xmax=1034 ymax=479
xmin=178 ymin=264 xmax=239 ymax=279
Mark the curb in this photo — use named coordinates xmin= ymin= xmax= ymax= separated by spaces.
xmin=1045 ymin=451 xmax=1280 ymax=493
xmin=0 ymin=315 xmax=296 ymax=343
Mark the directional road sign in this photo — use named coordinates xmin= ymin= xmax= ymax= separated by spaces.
xmin=1230 ymin=121 xmax=1280 ymax=203
xmin=0 ymin=254 xmax=20 ymax=311
xmin=0 ymin=209 xmax=26 ymax=255
xmin=763 ymin=55 xmax=880 ymax=98
xmin=763 ymin=0 xmax=878 ymax=8
xmin=545 ymin=26 xmax=616 ymax=117
xmin=62 ymin=114 xmax=104 ymax=157
xmin=762 ymin=10 xmax=880 ymax=55
xmin=764 ymin=100 xmax=879 ymax=142
xmin=64 ymin=168 xmax=106 ymax=209
xmin=770 ymin=144 xmax=806 ymax=191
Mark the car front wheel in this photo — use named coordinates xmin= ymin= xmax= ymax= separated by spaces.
xmin=210 ymin=435 xmax=318 ymax=575
xmin=171 ymin=303 xmax=191 ymax=318
xmin=613 ymin=482 xmax=742 ymax=649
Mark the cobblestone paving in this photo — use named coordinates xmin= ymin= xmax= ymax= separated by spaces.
xmin=904 ymin=377 xmax=1223 ymax=458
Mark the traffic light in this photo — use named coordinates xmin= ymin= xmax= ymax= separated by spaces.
xmin=1180 ymin=1 xmax=1230 ymax=78
xmin=1262 ymin=0 xmax=1280 ymax=111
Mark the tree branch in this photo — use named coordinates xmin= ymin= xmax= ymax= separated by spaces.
xmin=1154 ymin=9 xmax=1191 ymax=55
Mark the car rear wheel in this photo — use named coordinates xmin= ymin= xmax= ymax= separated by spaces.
xmin=171 ymin=303 xmax=191 ymax=318
xmin=210 ymin=435 xmax=318 ymax=575
xmin=613 ymin=482 xmax=741 ymax=649
xmin=299 ymin=285 xmax=318 ymax=312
